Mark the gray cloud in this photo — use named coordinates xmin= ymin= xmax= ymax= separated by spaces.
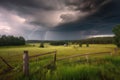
xmin=0 ymin=0 xmax=112 ymax=27
xmin=0 ymin=0 xmax=119 ymax=40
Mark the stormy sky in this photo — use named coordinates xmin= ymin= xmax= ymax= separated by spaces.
xmin=0 ymin=0 xmax=119 ymax=40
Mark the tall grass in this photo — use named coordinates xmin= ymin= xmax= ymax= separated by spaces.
xmin=45 ymin=56 xmax=120 ymax=80
xmin=0 ymin=44 xmax=120 ymax=80
xmin=12 ymin=56 xmax=120 ymax=80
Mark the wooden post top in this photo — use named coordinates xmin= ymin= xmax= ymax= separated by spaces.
xmin=24 ymin=50 xmax=28 ymax=53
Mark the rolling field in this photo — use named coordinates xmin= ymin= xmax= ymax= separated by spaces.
xmin=0 ymin=44 xmax=120 ymax=80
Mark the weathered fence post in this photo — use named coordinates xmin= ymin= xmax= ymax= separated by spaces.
xmin=23 ymin=51 xmax=29 ymax=76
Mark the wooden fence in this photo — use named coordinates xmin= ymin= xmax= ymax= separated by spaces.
xmin=23 ymin=50 xmax=57 ymax=76
xmin=0 ymin=48 xmax=119 ymax=76
xmin=22 ymin=48 xmax=120 ymax=76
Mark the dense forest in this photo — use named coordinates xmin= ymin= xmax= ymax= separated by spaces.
xmin=0 ymin=35 xmax=25 ymax=46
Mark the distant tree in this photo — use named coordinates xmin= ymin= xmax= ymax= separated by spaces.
xmin=40 ymin=42 xmax=44 ymax=48
xmin=50 ymin=41 xmax=66 ymax=46
xmin=79 ymin=43 xmax=82 ymax=47
xmin=86 ymin=43 xmax=89 ymax=47
xmin=112 ymin=25 xmax=120 ymax=47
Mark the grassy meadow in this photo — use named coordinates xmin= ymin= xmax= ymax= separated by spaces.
xmin=0 ymin=43 xmax=120 ymax=80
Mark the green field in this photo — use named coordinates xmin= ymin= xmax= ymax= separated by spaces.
xmin=0 ymin=44 xmax=120 ymax=80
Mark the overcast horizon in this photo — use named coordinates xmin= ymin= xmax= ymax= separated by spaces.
xmin=0 ymin=0 xmax=120 ymax=40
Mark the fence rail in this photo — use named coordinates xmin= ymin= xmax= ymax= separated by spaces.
xmin=57 ymin=52 xmax=112 ymax=61
xmin=0 ymin=56 xmax=13 ymax=69
xmin=29 ymin=51 xmax=57 ymax=59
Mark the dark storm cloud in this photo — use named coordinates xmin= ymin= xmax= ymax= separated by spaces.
xmin=0 ymin=0 xmax=120 ymax=40
xmin=0 ymin=0 xmax=36 ymax=7
xmin=53 ymin=0 xmax=120 ymax=33
xmin=0 ymin=0 xmax=54 ymax=10
xmin=0 ymin=0 xmax=113 ymax=25
xmin=0 ymin=0 xmax=111 ymax=14
xmin=65 ymin=0 xmax=111 ymax=12
xmin=0 ymin=0 xmax=71 ymax=12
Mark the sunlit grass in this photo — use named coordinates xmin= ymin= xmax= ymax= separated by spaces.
xmin=0 ymin=44 xmax=120 ymax=80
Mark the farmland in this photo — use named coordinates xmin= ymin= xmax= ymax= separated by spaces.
xmin=0 ymin=44 xmax=120 ymax=80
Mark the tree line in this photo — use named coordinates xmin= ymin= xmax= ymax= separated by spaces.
xmin=79 ymin=37 xmax=114 ymax=44
xmin=0 ymin=35 xmax=25 ymax=46
xmin=27 ymin=37 xmax=114 ymax=46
